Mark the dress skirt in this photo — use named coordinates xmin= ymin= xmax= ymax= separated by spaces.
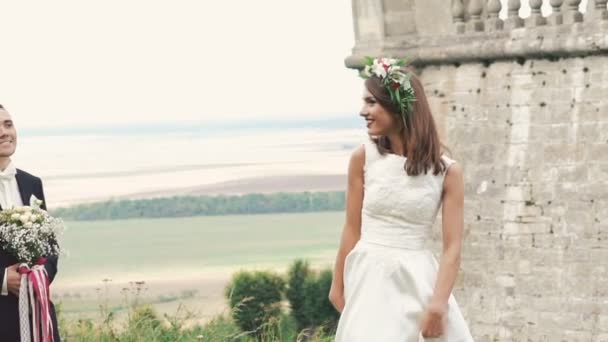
xmin=335 ymin=240 xmax=474 ymax=342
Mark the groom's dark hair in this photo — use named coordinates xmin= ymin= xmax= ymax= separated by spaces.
xmin=0 ymin=104 xmax=4 ymax=109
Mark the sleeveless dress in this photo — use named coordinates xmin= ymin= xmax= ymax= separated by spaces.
xmin=335 ymin=138 xmax=474 ymax=342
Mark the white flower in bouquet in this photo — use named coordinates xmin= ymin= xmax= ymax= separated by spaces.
xmin=0 ymin=197 xmax=63 ymax=265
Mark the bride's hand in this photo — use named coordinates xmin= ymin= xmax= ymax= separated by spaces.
xmin=328 ymin=284 xmax=345 ymax=313
xmin=419 ymin=302 xmax=447 ymax=338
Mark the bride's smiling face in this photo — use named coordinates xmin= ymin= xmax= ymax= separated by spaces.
xmin=359 ymin=87 xmax=399 ymax=136
xmin=0 ymin=108 xmax=17 ymax=158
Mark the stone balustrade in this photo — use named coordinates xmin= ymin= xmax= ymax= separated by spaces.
xmin=346 ymin=0 xmax=608 ymax=68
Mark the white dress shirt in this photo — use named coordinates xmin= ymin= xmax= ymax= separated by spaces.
xmin=0 ymin=161 xmax=23 ymax=296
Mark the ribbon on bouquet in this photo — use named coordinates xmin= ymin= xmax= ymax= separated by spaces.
xmin=18 ymin=258 xmax=54 ymax=342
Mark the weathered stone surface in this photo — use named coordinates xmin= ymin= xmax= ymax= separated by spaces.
xmin=429 ymin=54 xmax=607 ymax=341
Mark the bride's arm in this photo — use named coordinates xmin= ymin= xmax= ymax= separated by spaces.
xmin=431 ymin=163 xmax=465 ymax=309
xmin=329 ymin=146 xmax=365 ymax=312
xmin=420 ymin=162 xmax=465 ymax=337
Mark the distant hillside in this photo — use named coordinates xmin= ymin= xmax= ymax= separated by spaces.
xmin=52 ymin=191 xmax=346 ymax=221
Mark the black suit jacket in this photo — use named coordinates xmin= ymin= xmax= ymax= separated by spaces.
xmin=0 ymin=169 xmax=60 ymax=341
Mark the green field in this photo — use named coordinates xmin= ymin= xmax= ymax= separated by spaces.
xmin=57 ymin=211 xmax=343 ymax=282
xmin=53 ymin=211 xmax=344 ymax=318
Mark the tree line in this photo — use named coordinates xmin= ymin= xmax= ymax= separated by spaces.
xmin=52 ymin=191 xmax=346 ymax=221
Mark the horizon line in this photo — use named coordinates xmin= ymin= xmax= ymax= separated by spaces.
xmin=19 ymin=113 xmax=362 ymax=137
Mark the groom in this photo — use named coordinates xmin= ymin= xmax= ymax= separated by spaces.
xmin=0 ymin=104 xmax=60 ymax=341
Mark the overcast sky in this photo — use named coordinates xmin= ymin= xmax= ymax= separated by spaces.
xmin=1 ymin=0 xmax=360 ymax=129
xmin=1 ymin=0 xmax=589 ymax=129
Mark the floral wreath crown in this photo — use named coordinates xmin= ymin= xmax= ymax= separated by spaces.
xmin=359 ymin=57 xmax=416 ymax=125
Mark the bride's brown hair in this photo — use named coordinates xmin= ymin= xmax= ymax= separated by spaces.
xmin=365 ymin=70 xmax=448 ymax=176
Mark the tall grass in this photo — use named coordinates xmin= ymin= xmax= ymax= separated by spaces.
xmin=58 ymin=278 xmax=335 ymax=341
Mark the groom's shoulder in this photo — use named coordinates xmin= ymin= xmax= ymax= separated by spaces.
xmin=16 ymin=168 xmax=43 ymax=184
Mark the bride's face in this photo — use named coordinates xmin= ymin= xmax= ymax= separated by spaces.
xmin=359 ymin=87 xmax=399 ymax=136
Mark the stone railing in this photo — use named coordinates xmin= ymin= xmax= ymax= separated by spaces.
xmin=345 ymin=0 xmax=608 ymax=68
xmin=454 ymin=0 xmax=607 ymax=32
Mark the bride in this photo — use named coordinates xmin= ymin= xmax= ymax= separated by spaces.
xmin=329 ymin=58 xmax=474 ymax=341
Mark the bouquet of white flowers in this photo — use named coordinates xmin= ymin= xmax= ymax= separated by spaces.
xmin=0 ymin=199 xmax=62 ymax=265
xmin=0 ymin=196 xmax=64 ymax=342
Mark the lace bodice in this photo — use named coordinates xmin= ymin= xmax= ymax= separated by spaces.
xmin=360 ymin=138 xmax=456 ymax=249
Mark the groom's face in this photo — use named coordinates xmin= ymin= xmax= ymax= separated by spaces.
xmin=0 ymin=109 xmax=17 ymax=158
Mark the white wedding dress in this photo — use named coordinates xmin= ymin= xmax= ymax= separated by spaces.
xmin=335 ymin=138 xmax=474 ymax=342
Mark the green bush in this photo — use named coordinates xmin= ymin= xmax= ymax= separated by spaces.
xmin=127 ymin=305 xmax=162 ymax=332
xmin=312 ymin=269 xmax=339 ymax=331
xmin=286 ymin=260 xmax=340 ymax=335
xmin=286 ymin=259 xmax=312 ymax=331
xmin=225 ymin=270 xmax=285 ymax=336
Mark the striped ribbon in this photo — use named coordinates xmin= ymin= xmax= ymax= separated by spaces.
xmin=18 ymin=258 xmax=54 ymax=342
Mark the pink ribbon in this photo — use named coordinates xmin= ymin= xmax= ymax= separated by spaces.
xmin=18 ymin=257 xmax=54 ymax=342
